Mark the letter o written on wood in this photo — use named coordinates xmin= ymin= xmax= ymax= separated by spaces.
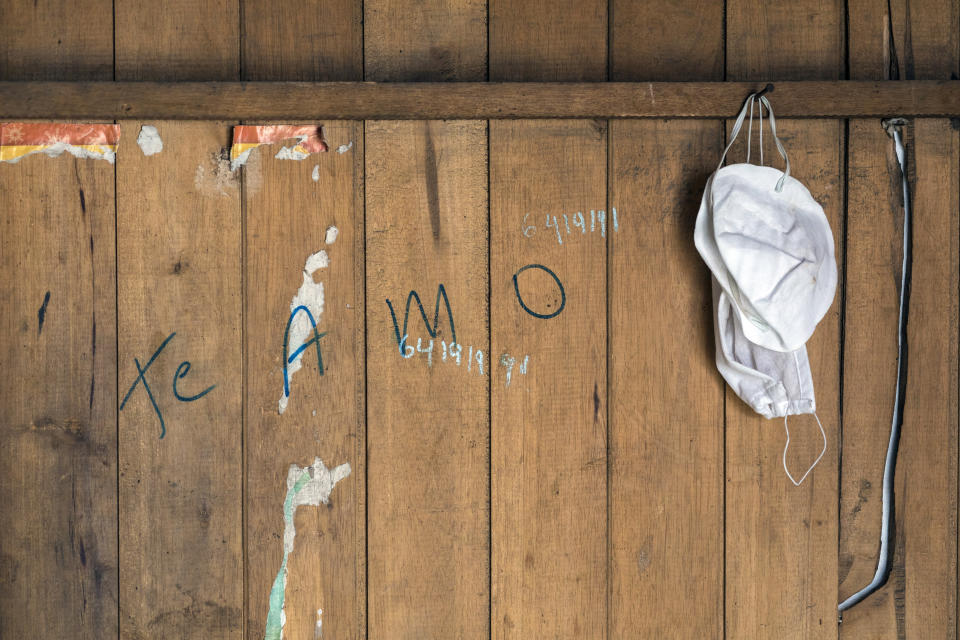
xmin=512 ymin=264 xmax=566 ymax=319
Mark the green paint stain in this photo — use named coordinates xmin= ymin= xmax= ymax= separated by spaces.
xmin=264 ymin=469 xmax=312 ymax=640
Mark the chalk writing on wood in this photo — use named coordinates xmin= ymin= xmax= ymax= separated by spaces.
xmin=523 ymin=208 xmax=620 ymax=244
xmin=119 ymin=331 xmax=216 ymax=438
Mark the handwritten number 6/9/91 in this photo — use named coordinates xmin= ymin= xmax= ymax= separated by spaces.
xmin=512 ymin=264 xmax=565 ymax=319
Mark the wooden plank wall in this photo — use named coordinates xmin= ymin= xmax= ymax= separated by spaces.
xmin=0 ymin=2 xmax=957 ymax=639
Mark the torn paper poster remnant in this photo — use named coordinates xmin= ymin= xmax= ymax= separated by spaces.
xmin=0 ymin=123 xmax=121 ymax=163
xmin=137 ymin=125 xmax=163 ymax=156
xmin=230 ymin=125 xmax=327 ymax=171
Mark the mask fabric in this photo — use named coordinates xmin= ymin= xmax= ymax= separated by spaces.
xmin=696 ymin=93 xmax=836 ymax=485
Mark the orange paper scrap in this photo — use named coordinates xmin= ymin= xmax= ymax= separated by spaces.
xmin=229 ymin=125 xmax=327 ymax=170
xmin=0 ymin=123 xmax=121 ymax=163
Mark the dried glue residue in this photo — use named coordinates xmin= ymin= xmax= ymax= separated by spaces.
xmin=336 ymin=141 xmax=353 ymax=154
xmin=136 ymin=125 xmax=163 ymax=156
xmin=312 ymin=165 xmax=320 ymax=182
xmin=324 ymin=226 xmax=338 ymax=245
xmin=279 ymin=250 xmax=328 ymax=414
xmin=314 ymin=609 xmax=323 ymax=639
xmin=264 ymin=457 xmax=350 ymax=640
xmin=195 ymin=148 xmax=238 ymax=197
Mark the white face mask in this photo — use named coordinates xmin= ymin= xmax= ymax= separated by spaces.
xmin=696 ymin=94 xmax=836 ymax=485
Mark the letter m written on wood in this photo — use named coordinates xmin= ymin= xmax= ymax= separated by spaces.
xmin=385 ymin=284 xmax=457 ymax=355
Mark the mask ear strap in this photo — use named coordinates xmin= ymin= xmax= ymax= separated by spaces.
xmin=759 ymin=95 xmax=791 ymax=192
xmin=718 ymin=94 xmax=756 ymax=170
xmin=782 ymin=412 xmax=827 ymax=486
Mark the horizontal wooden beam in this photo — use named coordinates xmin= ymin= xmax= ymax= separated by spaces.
xmin=0 ymin=81 xmax=957 ymax=120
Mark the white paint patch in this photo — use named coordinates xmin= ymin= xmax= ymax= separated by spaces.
xmin=312 ymin=164 xmax=320 ymax=181
xmin=275 ymin=146 xmax=310 ymax=161
xmin=264 ymin=458 xmax=350 ymax=640
xmin=279 ymin=250 xmax=328 ymax=414
xmin=2 ymin=142 xmax=116 ymax=164
xmin=336 ymin=141 xmax=353 ymax=154
xmin=324 ymin=226 xmax=338 ymax=245
xmin=136 ymin=125 xmax=163 ymax=156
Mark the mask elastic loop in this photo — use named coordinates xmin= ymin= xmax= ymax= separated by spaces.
xmin=782 ymin=412 xmax=827 ymax=487
xmin=758 ymin=99 xmax=764 ymax=166
xmin=717 ymin=93 xmax=757 ymax=170
xmin=759 ymin=95 xmax=791 ymax=191
xmin=746 ymin=96 xmax=755 ymax=165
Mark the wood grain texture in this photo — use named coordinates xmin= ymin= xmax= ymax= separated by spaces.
xmin=0 ymin=2 xmax=117 ymax=638
xmin=608 ymin=120 xmax=724 ymax=638
xmin=723 ymin=118 xmax=844 ymax=639
xmin=243 ymin=122 xmax=365 ymax=640
xmin=241 ymin=0 xmax=362 ymax=81
xmin=364 ymin=0 xmax=487 ymax=81
xmin=0 ymin=151 xmax=118 ymax=639
xmin=0 ymin=0 xmax=113 ymax=80
xmin=489 ymin=0 xmax=606 ymax=81
xmin=727 ymin=0 xmax=845 ymax=81
xmin=490 ymin=119 xmax=607 ymax=639
xmin=115 ymin=0 xmax=240 ymax=81
xmin=117 ymin=122 xmax=243 ymax=639
xmin=3 ymin=81 xmax=960 ymax=120
xmin=365 ymin=120 xmax=490 ymax=639
xmin=610 ymin=0 xmax=723 ymax=81
xmin=848 ymin=0 xmax=960 ymax=80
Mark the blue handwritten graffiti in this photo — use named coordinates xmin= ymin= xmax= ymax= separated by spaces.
xmin=512 ymin=264 xmax=566 ymax=319
xmin=120 ymin=332 xmax=216 ymax=439
xmin=385 ymin=284 xmax=457 ymax=355
xmin=281 ymin=304 xmax=328 ymax=402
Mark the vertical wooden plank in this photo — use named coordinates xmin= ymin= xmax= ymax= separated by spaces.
xmin=490 ymin=121 xmax=607 ymax=639
xmin=842 ymin=2 xmax=959 ymax=636
xmin=365 ymin=120 xmax=489 ymax=638
xmin=115 ymin=0 xmax=239 ymax=81
xmin=607 ymin=5 xmax=724 ymax=637
xmin=488 ymin=4 xmax=607 ymax=638
xmin=0 ymin=0 xmax=113 ymax=80
xmin=364 ymin=0 xmax=487 ymax=81
xmin=241 ymin=0 xmax=362 ymax=81
xmin=115 ymin=7 xmax=242 ymax=640
xmin=608 ymin=121 xmax=725 ymax=637
xmin=0 ymin=153 xmax=118 ymax=638
xmin=364 ymin=4 xmax=488 ymax=639
xmin=609 ymin=0 xmax=723 ymax=80
xmin=725 ymin=4 xmax=844 ymax=638
xmin=243 ymin=124 xmax=365 ymax=640
xmin=726 ymin=0 xmax=844 ymax=80
xmin=0 ymin=2 xmax=117 ymax=637
xmin=489 ymin=0 xmax=606 ymax=81
xmin=116 ymin=121 xmax=243 ymax=639
xmin=241 ymin=4 xmax=365 ymax=640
